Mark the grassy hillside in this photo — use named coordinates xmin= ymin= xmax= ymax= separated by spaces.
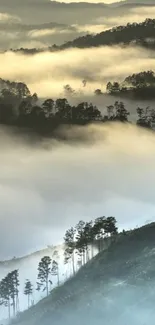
xmin=11 ymin=223 xmax=155 ymax=325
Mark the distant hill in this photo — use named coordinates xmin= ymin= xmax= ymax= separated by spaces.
xmin=11 ymin=222 xmax=155 ymax=325
xmin=8 ymin=18 xmax=155 ymax=55
xmin=58 ymin=18 xmax=155 ymax=50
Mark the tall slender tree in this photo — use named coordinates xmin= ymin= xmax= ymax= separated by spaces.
xmin=37 ymin=256 xmax=52 ymax=296
xmin=24 ymin=279 xmax=33 ymax=309
xmin=51 ymin=260 xmax=60 ymax=286
xmin=76 ymin=220 xmax=86 ymax=265
xmin=64 ymin=227 xmax=76 ymax=275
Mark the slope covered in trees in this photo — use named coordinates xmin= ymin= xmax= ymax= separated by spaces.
xmin=8 ymin=18 xmax=155 ymax=54
xmin=106 ymin=70 xmax=155 ymax=99
xmin=11 ymin=222 xmax=155 ymax=325
xmin=59 ymin=18 xmax=155 ymax=50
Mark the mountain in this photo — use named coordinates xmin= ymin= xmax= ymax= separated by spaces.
xmin=11 ymin=223 xmax=155 ymax=325
xmin=58 ymin=18 xmax=155 ymax=50
xmin=9 ymin=18 xmax=155 ymax=55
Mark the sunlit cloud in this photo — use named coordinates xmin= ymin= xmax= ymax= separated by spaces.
xmin=0 ymin=46 xmax=154 ymax=98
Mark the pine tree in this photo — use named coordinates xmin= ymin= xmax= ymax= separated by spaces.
xmin=37 ymin=256 xmax=52 ymax=296
xmin=104 ymin=216 xmax=118 ymax=236
xmin=51 ymin=260 xmax=60 ymax=286
xmin=24 ymin=279 xmax=33 ymax=308
xmin=8 ymin=270 xmax=19 ymax=317
xmin=0 ymin=276 xmax=11 ymax=319
xmin=76 ymin=220 xmax=86 ymax=265
xmin=64 ymin=227 xmax=76 ymax=275
xmin=93 ymin=217 xmax=106 ymax=252
xmin=0 ymin=269 xmax=19 ymax=319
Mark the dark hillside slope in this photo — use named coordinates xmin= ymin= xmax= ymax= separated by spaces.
xmin=12 ymin=223 xmax=155 ymax=325
xmin=59 ymin=18 xmax=155 ymax=50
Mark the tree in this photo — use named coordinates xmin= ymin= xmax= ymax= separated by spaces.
xmin=93 ymin=217 xmax=106 ymax=252
xmin=136 ymin=106 xmax=151 ymax=128
xmin=24 ymin=279 xmax=33 ymax=308
xmin=94 ymin=89 xmax=103 ymax=95
xmin=42 ymin=99 xmax=55 ymax=117
xmin=104 ymin=217 xmax=118 ymax=236
xmin=114 ymin=101 xmax=130 ymax=121
xmin=0 ymin=269 xmax=19 ymax=318
xmin=64 ymin=227 xmax=76 ymax=275
xmin=76 ymin=220 xmax=86 ymax=265
xmin=83 ymin=221 xmax=94 ymax=261
xmin=37 ymin=256 xmax=52 ymax=296
xmin=51 ymin=260 xmax=60 ymax=286
xmin=0 ymin=276 xmax=11 ymax=319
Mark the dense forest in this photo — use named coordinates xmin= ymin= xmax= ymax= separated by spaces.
xmin=103 ymin=70 xmax=155 ymax=100
xmin=7 ymin=18 xmax=155 ymax=54
xmin=0 ymin=74 xmax=155 ymax=135
xmin=0 ymin=216 xmax=117 ymax=320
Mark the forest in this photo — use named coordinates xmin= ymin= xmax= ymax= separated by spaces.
xmin=0 ymin=73 xmax=155 ymax=135
xmin=0 ymin=216 xmax=117 ymax=320
xmin=105 ymin=70 xmax=155 ymax=100
xmin=7 ymin=18 xmax=155 ymax=54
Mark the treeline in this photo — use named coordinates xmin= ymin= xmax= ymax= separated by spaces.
xmin=0 ymin=76 xmax=155 ymax=135
xmin=0 ymin=216 xmax=117 ymax=320
xmin=7 ymin=18 xmax=155 ymax=54
xmin=64 ymin=216 xmax=117 ymax=275
xmin=105 ymin=70 xmax=155 ymax=99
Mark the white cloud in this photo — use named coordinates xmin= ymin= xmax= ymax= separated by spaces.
xmin=0 ymin=46 xmax=154 ymax=98
xmin=0 ymin=123 xmax=155 ymax=259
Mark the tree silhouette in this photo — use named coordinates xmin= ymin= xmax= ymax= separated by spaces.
xmin=51 ymin=260 xmax=60 ymax=286
xmin=24 ymin=280 xmax=33 ymax=309
xmin=64 ymin=227 xmax=76 ymax=275
xmin=37 ymin=256 xmax=52 ymax=296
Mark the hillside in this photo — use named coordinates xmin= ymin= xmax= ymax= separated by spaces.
xmin=59 ymin=18 xmax=155 ymax=50
xmin=0 ymin=241 xmax=100 ymax=320
xmin=11 ymin=223 xmax=155 ymax=325
xmin=9 ymin=18 xmax=155 ymax=55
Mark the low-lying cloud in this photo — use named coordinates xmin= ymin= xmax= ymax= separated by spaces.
xmin=0 ymin=45 xmax=154 ymax=99
xmin=0 ymin=122 xmax=155 ymax=260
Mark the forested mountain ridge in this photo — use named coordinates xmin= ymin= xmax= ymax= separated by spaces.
xmin=7 ymin=18 xmax=155 ymax=54
xmin=59 ymin=18 xmax=155 ymax=50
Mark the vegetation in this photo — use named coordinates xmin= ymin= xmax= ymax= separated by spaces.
xmin=105 ymin=70 xmax=155 ymax=99
xmin=0 ymin=270 xmax=19 ymax=319
xmin=0 ymin=216 xmax=117 ymax=319
xmin=10 ymin=222 xmax=155 ymax=325
xmin=24 ymin=280 xmax=33 ymax=309
xmin=1 ymin=74 xmax=155 ymax=136
xmin=7 ymin=18 xmax=155 ymax=54
xmin=64 ymin=216 xmax=117 ymax=270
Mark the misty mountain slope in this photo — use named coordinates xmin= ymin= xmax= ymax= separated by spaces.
xmin=12 ymin=223 xmax=155 ymax=325
xmin=58 ymin=18 xmax=155 ymax=50
xmin=0 ymin=241 xmax=99 ymax=320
